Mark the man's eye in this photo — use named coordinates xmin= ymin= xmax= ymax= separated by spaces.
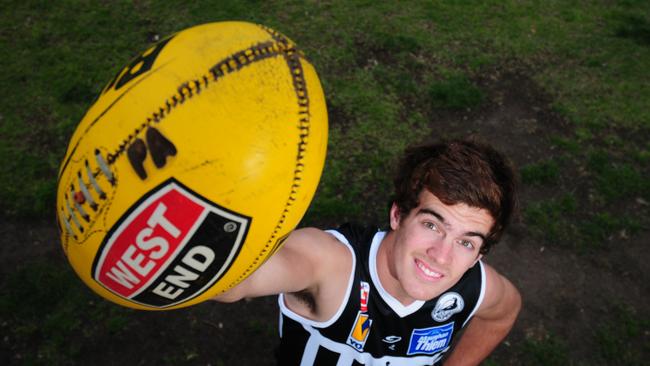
xmin=424 ymin=222 xmax=439 ymax=232
xmin=458 ymin=240 xmax=474 ymax=250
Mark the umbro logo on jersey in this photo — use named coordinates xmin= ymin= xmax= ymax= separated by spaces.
xmin=382 ymin=335 xmax=401 ymax=351
xmin=431 ymin=292 xmax=464 ymax=322
xmin=382 ymin=335 xmax=402 ymax=344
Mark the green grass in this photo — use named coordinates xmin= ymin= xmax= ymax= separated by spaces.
xmin=524 ymin=194 xmax=642 ymax=250
xmin=520 ymin=333 xmax=571 ymax=366
xmin=427 ymin=74 xmax=484 ymax=110
xmin=521 ymin=159 xmax=561 ymax=186
xmin=2 ymin=0 xmax=649 ymax=218
xmin=524 ymin=135 xmax=649 ymax=250
xmin=595 ymin=304 xmax=649 ymax=366
xmin=524 ymin=194 xmax=578 ymax=246
xmin=0 ymin=260 xmax=134 ymax=365
xmin=587 ymin=149 xmax=650 ymax=202
xmin=578 ymin=212 xmax=642 ymax=248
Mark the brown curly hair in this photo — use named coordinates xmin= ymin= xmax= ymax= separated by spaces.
xmin=392 ymin=139 xmax=517 ymax=254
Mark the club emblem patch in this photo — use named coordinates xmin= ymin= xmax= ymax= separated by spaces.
xmin=432 ymin=292 xmax=464 ymax=322
xmin=92 ymin=179 xmax=250 ymax=308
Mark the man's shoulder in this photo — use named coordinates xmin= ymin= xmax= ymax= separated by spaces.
xmin=327 ymin=222 xmax=382 ymax=248
xmin=285 ymin=227 xmax=354 ymax=262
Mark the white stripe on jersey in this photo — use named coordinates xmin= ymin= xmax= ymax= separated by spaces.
xmin=300 ymin=333 xmax=320 ymax=366
xmin=463 ymin=260 xmax=486 ymax=327
xmin=336 ymin=352 xmax=355 ymax=366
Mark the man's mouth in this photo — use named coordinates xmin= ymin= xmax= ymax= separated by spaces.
xmin=415 ymin=259 xmax=443 ymax=279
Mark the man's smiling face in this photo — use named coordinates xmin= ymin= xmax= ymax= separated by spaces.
xmin=384 ymin=189 xmax=494 ymax=304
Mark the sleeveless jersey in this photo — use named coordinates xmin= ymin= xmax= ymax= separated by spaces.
xmin=276 ymin=224 xmax=486 ymax=365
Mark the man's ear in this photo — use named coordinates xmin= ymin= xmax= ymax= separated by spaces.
xmin=390 ymin=202 xmax=401 ymax=230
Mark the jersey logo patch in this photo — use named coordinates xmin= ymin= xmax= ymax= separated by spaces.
xmin=360 ymin=281 xmax=370 ymax=312
xmin=407 ymin=322 xmax=454 ymax=355
xmin=347 ymin=311 xmax=372 ymax=351
xmin=431 ymin=292 xmax=464 ymax=322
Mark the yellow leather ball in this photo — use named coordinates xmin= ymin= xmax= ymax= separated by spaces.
xmin=56 ymin=21 xmax=328 ymax=310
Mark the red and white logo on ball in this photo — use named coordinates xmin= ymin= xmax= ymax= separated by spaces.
xmin=92 ymin=179 xmax=250 ymax=308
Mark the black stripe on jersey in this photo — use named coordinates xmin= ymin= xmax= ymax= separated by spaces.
xmin=277 ymin=317 xmax=310 ymax=365
xmin=313 ymin=346 xmax=340 ymax=365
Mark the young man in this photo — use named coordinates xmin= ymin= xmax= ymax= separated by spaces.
xmin=215 ymin=139 xmax=521 ymax=365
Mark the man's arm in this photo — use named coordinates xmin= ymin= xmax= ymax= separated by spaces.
xmin=212 ymin=227 xmax=352 ymax=320
xmin=444 ymin=263 xmax=522 ymax=366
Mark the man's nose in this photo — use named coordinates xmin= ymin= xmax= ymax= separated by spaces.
xmin=426 ymin=238 xmax=453 ymax=265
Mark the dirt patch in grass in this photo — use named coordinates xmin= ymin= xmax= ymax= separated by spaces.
xmin=1 ymin=70 xmax=648 ymax=365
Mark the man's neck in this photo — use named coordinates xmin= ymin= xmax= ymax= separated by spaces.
xmin=376 ymin=231 xmax=416 ymax=306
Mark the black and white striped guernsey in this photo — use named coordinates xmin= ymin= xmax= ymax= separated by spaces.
xmin=276 ymin=224 xmax=486 ymax=365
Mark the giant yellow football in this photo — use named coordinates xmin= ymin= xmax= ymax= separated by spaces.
xmin=56 ymin=22 xmax=328 ymax=310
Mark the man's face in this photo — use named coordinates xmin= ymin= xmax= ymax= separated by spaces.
xmin=386 ymin=190 xmax=494 ymax=304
